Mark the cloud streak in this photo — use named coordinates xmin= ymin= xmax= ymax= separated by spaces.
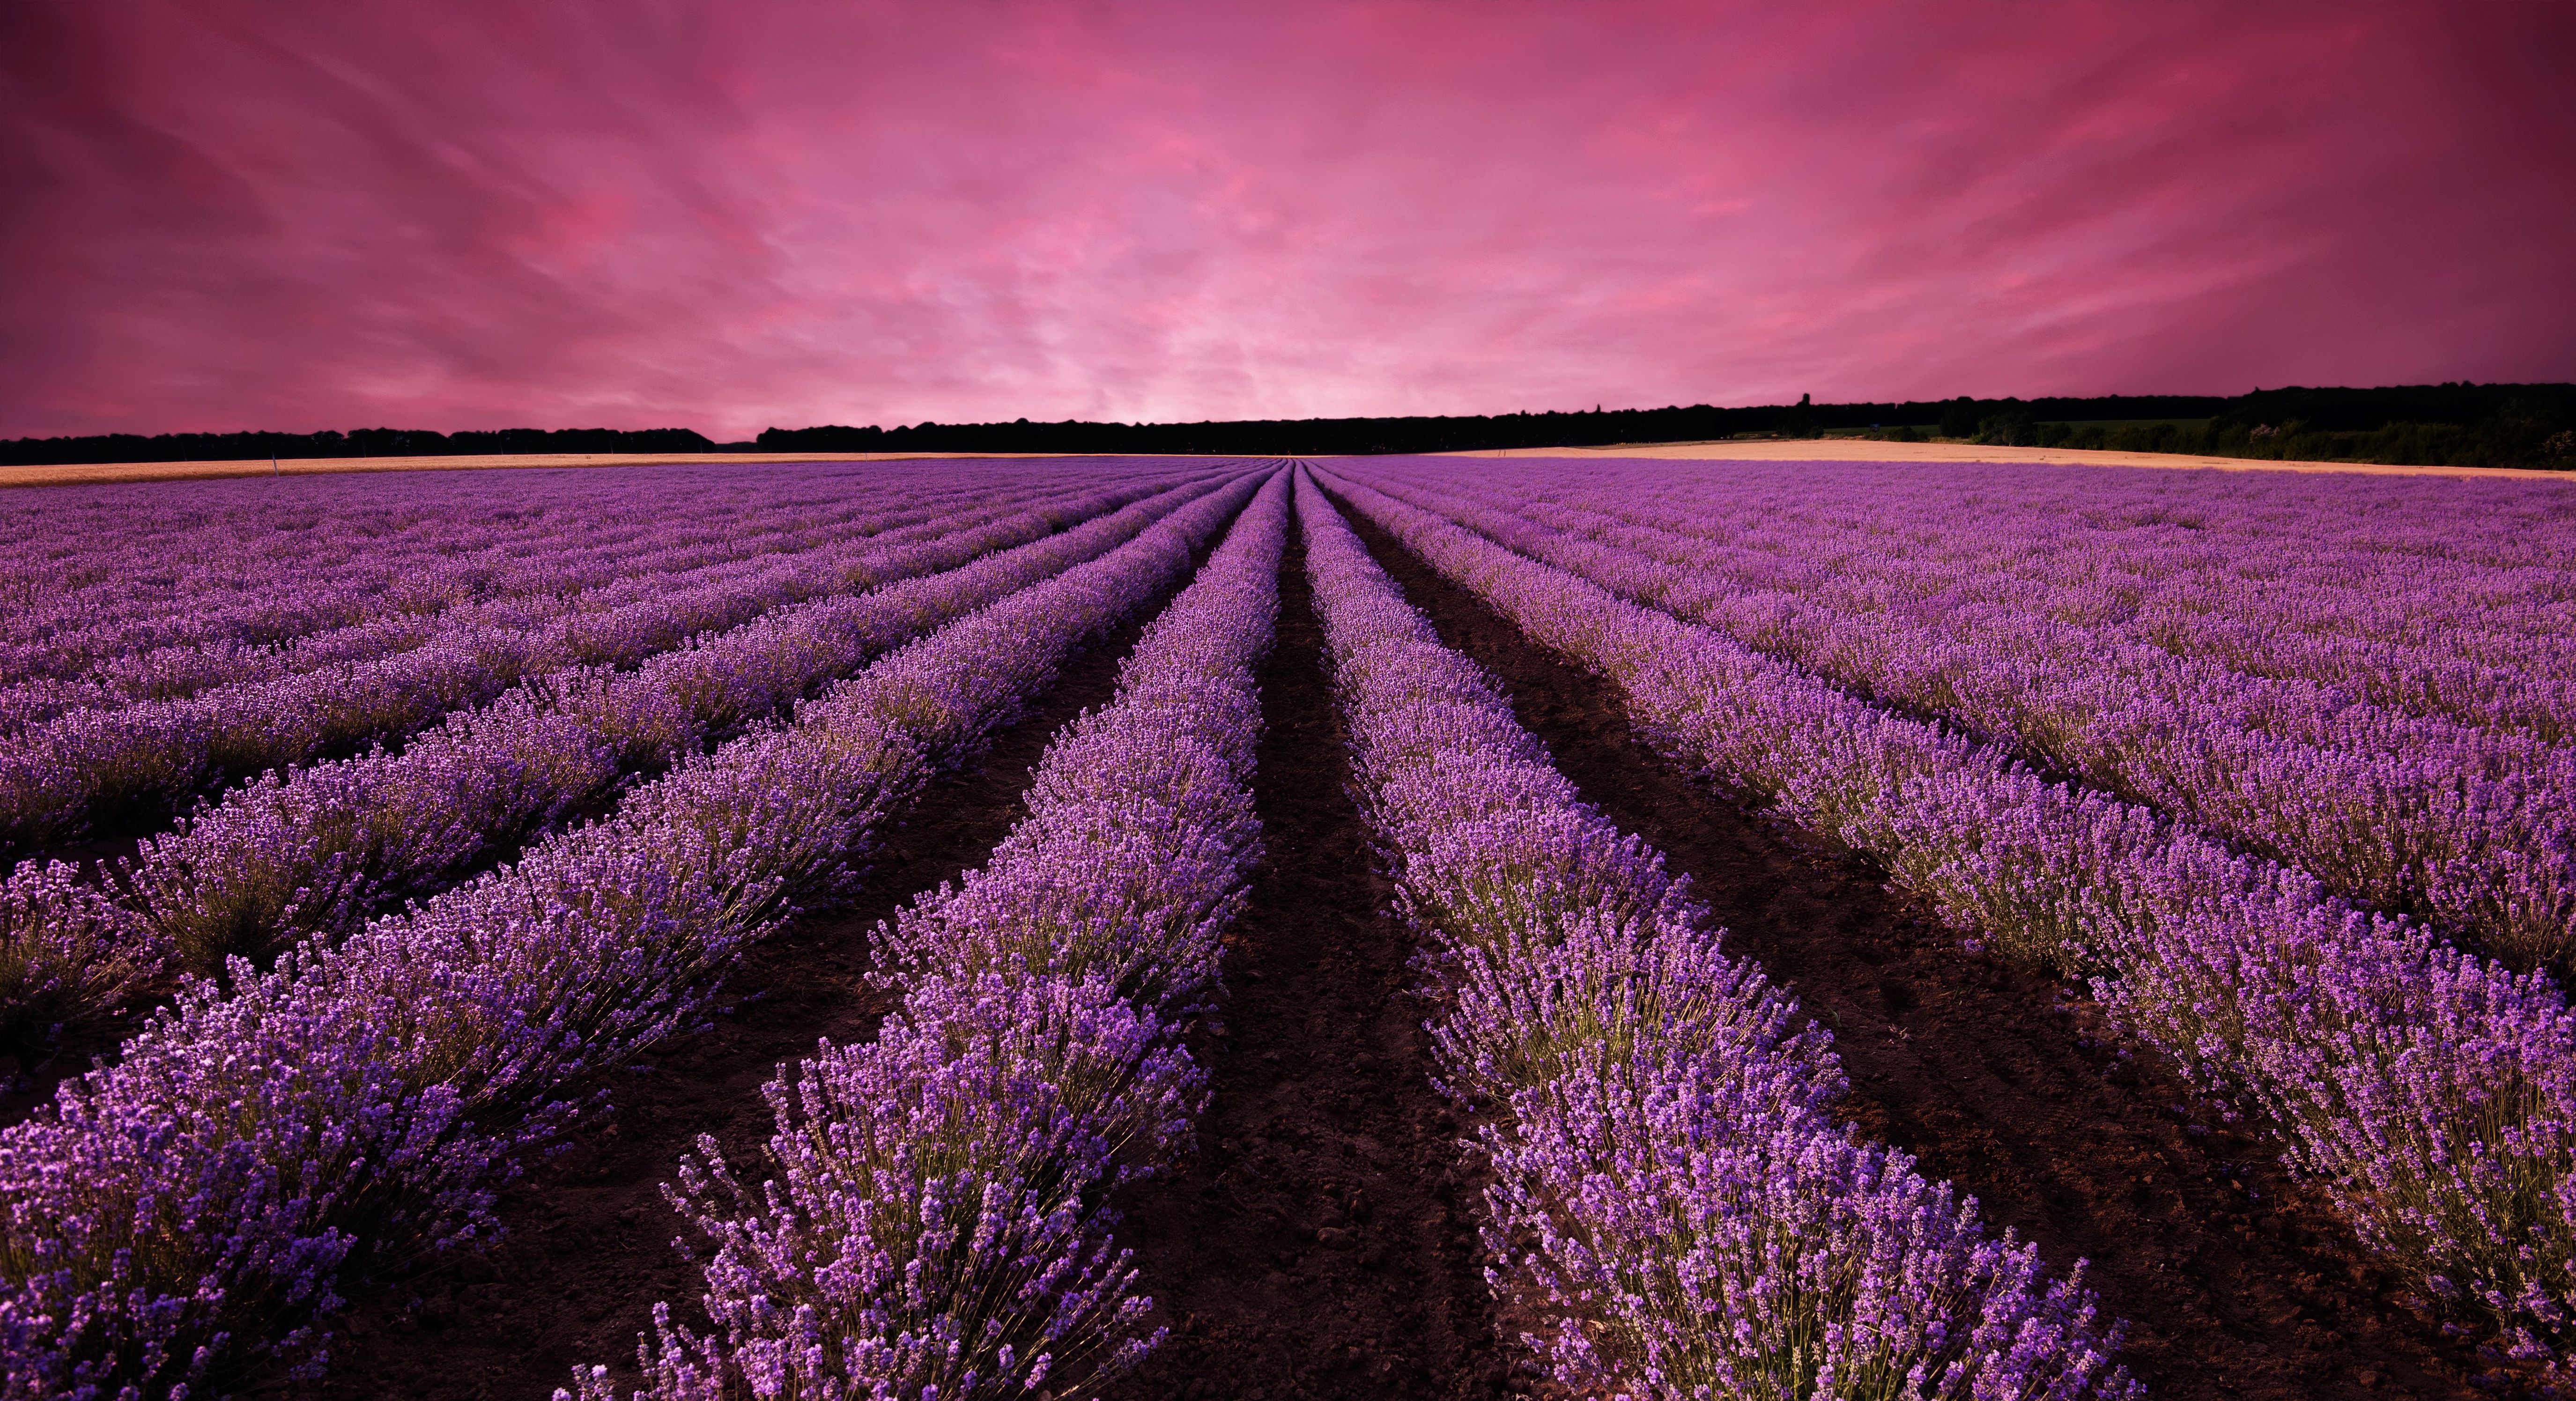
xmin=2 ymin=0 xmax=2570 ymax=439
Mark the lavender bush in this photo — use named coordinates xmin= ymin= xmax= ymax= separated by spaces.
xmin=0 ymin=468 xmax=1007 ymax=730
xmin=565 ymin=472 xmax=1288 ymax=1401
xmin=1317 ymin=464 xmax=2576 ymax=1379
xmin=1349 ymin=460 xmax=2576 ymax=968
xmin=1294 ymin=471 xmax=2136 ymax=1400
xmin=1358 ymin=457 xmax=2576 ymax=738
xmin=0 ymin=863 xmax=156 ymax=1055
xmin=0 ymin=468 xmax=1269 ymax=1399
xmin=0 ymin=465 xmax=1222 ymax=849
xmin=0 ymin=467 xmax=781 ymax=678
xmin=124 ymin=473 xmax=1223 ymax=959
xmin=590 ymin=974 xmax=1194 ymax=1401
xmin=0 ymin=461 xmax=1138 ymax=699
xmin=0 ymin=472 xmax=1234 ymax=1054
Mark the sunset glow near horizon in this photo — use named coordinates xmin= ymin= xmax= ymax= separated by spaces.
xmin=2 ymin=1 xmax=2570 ymax=443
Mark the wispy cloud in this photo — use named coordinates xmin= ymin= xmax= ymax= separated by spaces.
xmin=3 ymin=0 xmax=2569 ymax=439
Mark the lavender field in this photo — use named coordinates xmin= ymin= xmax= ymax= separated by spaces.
xmin=1 ymin=456 xmax=2571 ymax=1401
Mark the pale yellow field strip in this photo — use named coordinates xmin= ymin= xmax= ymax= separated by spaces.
xmin=1437 ymin=438 xmax=2574 ymax=482
xmin=16 ymin=441 xmax=2567 ymax=489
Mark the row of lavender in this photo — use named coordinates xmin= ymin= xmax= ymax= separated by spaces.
xmin=1295 ymin=472 xmax=2137 ymax=1397
xmin=1410 ymin=458 xmax=2576 ymax=727
xmin=0 ymin=467 xmax=1036 ymax=730
xmin=0 ymin=469 xmax=1229 ymax=1066
xmin=0 ymin=465 xmax=940 ymax=679
xmin=563 ymin=470 xmax=1289 ymax=1400
xmin=0 ymin=472 xmax=674 ymax=654
xmin=1477 ymin=465 xmax=2576 ymax=739
xmin=1354 ymin=461 xmax=2576 ymax=969
xmin=0 ymin=469 xmax=1268 ymax=1399
xmin=0 ymin=465 xmax=1222 ymax=850
xmin=1318 ymin=465 xmax=2576 ymax=1381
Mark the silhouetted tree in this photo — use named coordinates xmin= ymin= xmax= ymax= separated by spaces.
xmin=1938 ymin=398 xmax=1981 ymax=439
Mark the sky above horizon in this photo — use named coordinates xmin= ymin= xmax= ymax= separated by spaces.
xmin=3 ymin=1 xmax=2571 ymax=442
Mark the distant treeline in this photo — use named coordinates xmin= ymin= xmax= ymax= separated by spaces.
xmin=7 ymin=383 xmax=2572 ymax=469
xmin=751 ymin=394 xmax=2240 ymax=458
xmin=762 ymin=383 xmax=2574 ymax=467
xmin=1929 ymin=383 xmax=2576 ymax=470
xmin=0 ymin=426 xmax=724 ymax=467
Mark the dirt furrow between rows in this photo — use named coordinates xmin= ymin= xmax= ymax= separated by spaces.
xmin=1100 ymin=533 xmax=1508 ymax=1401
xmin=1342 ymin=501 xmax=2485 ymax=1401
xmin=299 ymin=609 xmax=1159 ymax=1401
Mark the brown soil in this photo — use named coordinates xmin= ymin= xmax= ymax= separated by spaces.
xmin=0 ymin=826 xmax=168 ymax=1119
xmin=297 ymin=609 xmax=1161 ymax=1401
xmin=1098 ymin=530 xmax=1509 ymax=1401
xmin=0 ymin=697 xmax=851 ymax=1121
xmin=1336 ymin=497 xmax=2494 ymax=1401
xmin=0 ymin=1018 xmax=127 ymax=1127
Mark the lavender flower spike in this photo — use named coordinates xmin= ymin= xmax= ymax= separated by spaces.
xmin=1295 ymin=468 xmax=2138 ymax=1400
xmin=567 ymin=472 xmax=1289 ymax=1401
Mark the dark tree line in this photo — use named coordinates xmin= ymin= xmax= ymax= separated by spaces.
xmin=1951 ymin=383 xmax=2576 ymax=469
xmin=748 ymin=394 xmax=2243 ymax=458
xmin=0 ymin=426 xmax=723 ymax=467
xmin=7 ymin=383 xmax=2571 ymax=469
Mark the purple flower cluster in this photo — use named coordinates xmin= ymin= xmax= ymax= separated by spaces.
xmin=0 ymin=467 xmax=1008 ymax=732
xmin=1316 ymin=465 xmax=2576 ymax=1377
xmin=0 ymin=468 xmax=1269 ymax=1399
xmin=0 ymin=863 xmax=149 ymax=1056
xmin=0 ymin=465 xmax=1224 ymax=851
xmin=0 ymin=465 xmax=1137 ymax=683
xmin=562 ymin=472 xmax=1287 ymax=1401
xmin=1355 ymin=457 xmax=2576 ymax=739
xmin=1293 ymin=472 xmax=2136 ymax=1400
xmin=0 ymin=472 xmax=1236 ymax=1052
xmin=1348 ymin=460 xmax=2576 ymax=968
xmin=0 ymin=467 xmax=773 ymax=684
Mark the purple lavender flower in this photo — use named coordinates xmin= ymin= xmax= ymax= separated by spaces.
xmin=0 ymin=471 xmax=1243 ymax=1053
xmin=1346 ymin=458 xmax=2576 ymax=967
xmin=1315 ymin=460 xmax=2576 ymax=1378
xmin=0 ymin=862 xmax=158 ymax=1054
xmin=0 ymin=465 xmax=1228 ymax=853
xmin=0 ymin=466 xmax=1273 ymax=1399
xmin=563 ymin=472 xmax=1288 ymax=1401
xmin=1293 ymin=470 xmax=2137 ymax=1399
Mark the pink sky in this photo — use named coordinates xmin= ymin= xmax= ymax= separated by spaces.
xmin=2 ymin=1 xmax=2570 ymax=441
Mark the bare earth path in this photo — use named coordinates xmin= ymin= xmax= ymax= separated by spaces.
xmin=299 ymin=608 xmax=1161 ymax=1401
xmin=240 ymin=498 xmax=2518 ymax=1399
xmin=1100 ymin=531 xmax=1508 ymax=1401
xmin=1338 ymin=494 xmax=2491 ymax=1401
